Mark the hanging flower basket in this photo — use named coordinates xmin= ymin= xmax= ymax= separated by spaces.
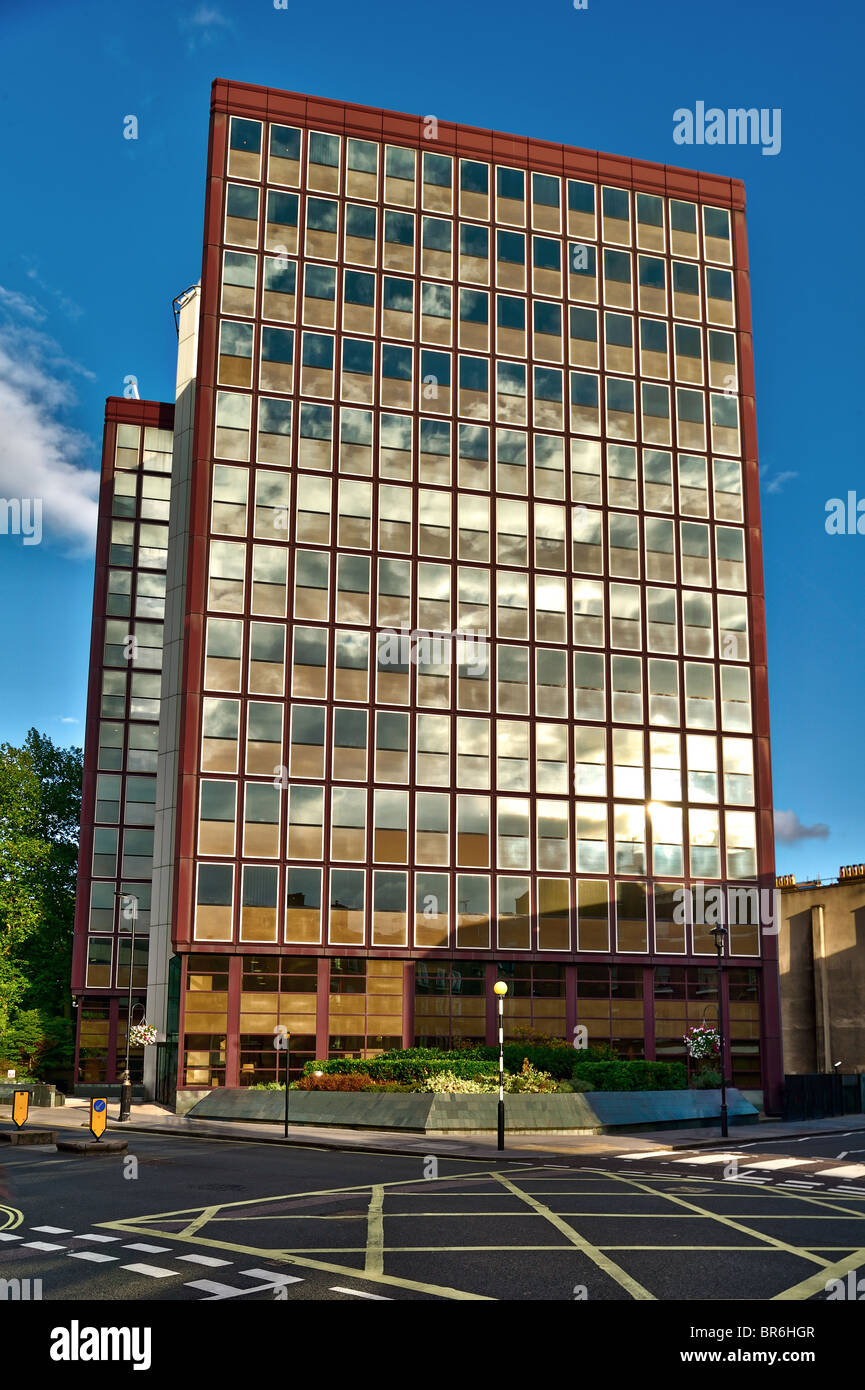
xmin=129 ymin=1022 xmax=158 ymax=1048
xmin=683 ymin=1024 xmax=720 ymax=1061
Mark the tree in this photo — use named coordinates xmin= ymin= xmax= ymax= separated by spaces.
xmin=0 ymin=730 xmax=82 ymax=1074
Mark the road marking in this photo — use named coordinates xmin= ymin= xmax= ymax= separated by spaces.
xmin=184 ymin=1279 xmax=256 ymax=1300
xmin=238 ymin=1268 xmax=303 ymax=1285
xmin=330 ymin=1286 xmax=391 ymax=1299
xmin=120 ymin=1263 xmax=177 ymax=1278
xmin=178 ymin=1254 xmax=233 ymax=1267
xmin=22 ymin=1241 xmax=66 ymax=1251
xmin=741 ymin=1159 xmax=811 ymax=1170
xmin=676 ymin=1153 xmax=747 ymax=1165
xmin=0 ymin=1234 xmax=22 ymax=1242
xmin=73 ymin=1233 xmax=120 ymax=1242
xmin=773 ymin=1245 xmax=865 ymax=1301
xmin=101 ymin=1219 xmax=492 ymax=1301
xmin=123 ymin=1242 xmax=172 ymax=1253
xmin=815 ymin=1165 xmax=865 ymax=1179
xmin=31 ymin=1225 xmax=73 ymax=1234
xmin=176 ymin=1204 xmax=223 ymax=1240
xmin=68 ymin=1251 xmax=117 ymax=1264
xmin=780 ymin=1181 xmax=820 ymax=1189
xmin=365 ymin=1185 xmax=384 ymax=1277
xmin=491 ymin=1171 xmax=655 ymax=1301
xmin=616 ymin=1151 xmax=681 ymax=1160
xmin=606 ymin=1167 xmax=835 ymax=1271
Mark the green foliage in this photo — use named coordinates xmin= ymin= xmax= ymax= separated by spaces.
xmin=0 ymin=730 xmax=82 ymax=1077
xmin=691 ymin=1068 xmax=723 ymax=1089
xmin=422 ymin=1071 xmax=500 ymax=1093
xmin=296 ymin=1072 xmax=378 ymax=1092
xmin=571 ymin=1058 xmax=688 ymax=1091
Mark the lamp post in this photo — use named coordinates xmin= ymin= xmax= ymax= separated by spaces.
xmin=493 ymin=981 xmax=508 ymax=1150
xmin=115 ymin=891 xmax=139 ymax=1123
xmin=710 ymin=923 xmax=728 ymax=1139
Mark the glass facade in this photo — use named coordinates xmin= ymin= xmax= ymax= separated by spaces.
xmin=73 ymin=87 xmax=778 ymax=1102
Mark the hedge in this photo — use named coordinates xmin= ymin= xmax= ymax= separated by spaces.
xmin=302 ymin=1044 xmax=616 ymax=1086
xmin=570 ymin=1059 xmax=687 ymax=1091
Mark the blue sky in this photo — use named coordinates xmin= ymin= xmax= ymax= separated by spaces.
xmin=0 ymin=0 xmax=862 ymax=879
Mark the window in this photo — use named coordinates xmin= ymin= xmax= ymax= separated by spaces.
xmin=225 ymin=184 xmax=259 ymax=248
xmin=345 ymin=203 xmax=377 ymax=266
xmin=460 ymin=159 xmax=490 ymax=219
xmin=223 ymin=250 xmax=257 ymax=317
xmin=422 ymin=151 xmax=452 ymax=213
xmin=384 ymin=210 xmax=415 ymax=273
xmin=267 ymin=191 xmax=300 ymax=256
xmin=385 ymin=145 xmax=416 ymax=205
xmin=496 ymin=166 xmax=525 ymax=225
xmin=636 ymin=192 xmax=664 ymax=252
xmin=346 ymin=138 xmax=378 ymax=200
xmin=308 ymin=131 xmax=340 ymax=193
xmin=268 ymin=123 xmax=301 ymax=187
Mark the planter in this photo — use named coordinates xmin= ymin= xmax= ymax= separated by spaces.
xmin=185 ymin=1087 xmax=759 ymax=1134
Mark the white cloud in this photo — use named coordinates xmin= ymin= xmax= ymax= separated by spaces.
xmin=179 ymin=4 xmax=232 ymax=48
xmin=0 ymin=285 xmax=46 ymax=322
xmin=59 ymin=717 xmax=79 ymax=725
xmin=774 ymin=810 xmax=830 ymax=844
xmin=0 ymin=290 xmax=99 ymax=553
xmin=764 ymin=470 xmax=798 ymax=495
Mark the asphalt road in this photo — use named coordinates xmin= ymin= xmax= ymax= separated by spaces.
xmin=2 ymin=1121 xmax=865 ymax=1304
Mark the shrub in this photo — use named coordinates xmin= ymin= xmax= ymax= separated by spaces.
xmin=295 ymin=1073 xmax=377 ymax=1092
xmin=422 ymin=1071 xmax=499 ymax=1094
xmin=571 ymin=1059 xmax=687 ymax=1092
xmin=691 ymin=1069 xmax=723 ymax=1090
xmin=302 ymin=1045 xmax=617 ymax=1085
xmin=508 ymin=1058 xmax=557 ymax=1093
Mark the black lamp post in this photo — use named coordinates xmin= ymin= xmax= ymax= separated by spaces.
xmin=710 ymin=923 xmax=728 ymax=1139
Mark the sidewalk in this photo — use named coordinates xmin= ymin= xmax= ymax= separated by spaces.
xmin=3 ymin=1099 xmax=864 ymax=1163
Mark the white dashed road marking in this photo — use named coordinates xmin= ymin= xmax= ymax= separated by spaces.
xmin=22 ymin=1241 xmax=66 ymax=1251
xmin=616 ymin=1151 xmax=681 ymax=1160
xmin=677 ymin=1153 xmax=746 ymax=1165
xmin=120 ymin=1263 xmax=177 ymax=1279
xmin=239 ymin=1268 xmax=303 ymax=1285
xmin=177 ymin=1254 xmax=233 ymax=1267
xmin=330 ymin=1286 xmax=391 ymax=1300
xmin=815 ymin=1165 xmax=865 ymax=1179
xmin=69 ymin=1251 xmax=117 ymax=1264
xmin=122 ymin=1243 xmax=172 ymax=1253
xmin=31 ymin=1226 xmax=73 ymax=1234
xmin=740 ymin=1158 xmax=810 ymax=1170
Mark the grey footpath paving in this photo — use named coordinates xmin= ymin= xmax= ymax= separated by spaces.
xmin=4 ymin=1099 xmax=864 ymax=1162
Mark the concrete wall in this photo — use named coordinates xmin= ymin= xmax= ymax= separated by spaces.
xmin=779 ymin=880 xmax=865 ymax=1074
xmin=144 ymin=287 xmax=200 ymax=1098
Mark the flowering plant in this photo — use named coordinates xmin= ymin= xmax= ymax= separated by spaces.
xmin=129 ymin=1022 xmax=158 ymax=1047
xmin=683 ymin=1024 xmax=720 ymax=1060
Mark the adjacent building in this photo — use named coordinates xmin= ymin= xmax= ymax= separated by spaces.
xmin=778 ymin=865 xmax=865 ymax=1075
xmin=71 ymin=79 xmax=782 ymax=1109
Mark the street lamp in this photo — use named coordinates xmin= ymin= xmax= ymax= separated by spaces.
xmin=709 ymin=923 xmax=728 ymax=1139
xmin=115 ymin=891 xmax=139 ymax=1123
xmin=493 ymin=981 xmax=508 ymax=1150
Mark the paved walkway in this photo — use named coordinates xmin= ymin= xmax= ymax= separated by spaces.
xmin=3 ymin=1097 xmax=864 ymax=1163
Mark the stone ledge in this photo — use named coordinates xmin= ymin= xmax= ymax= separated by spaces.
xmin=55 ymin=1139 xmax=128 ymax=1155
xmin=0 ymin=1129 xmax=57 ymax=1145
xmin=186 ymin=1088 xmax=759 ymax=1133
